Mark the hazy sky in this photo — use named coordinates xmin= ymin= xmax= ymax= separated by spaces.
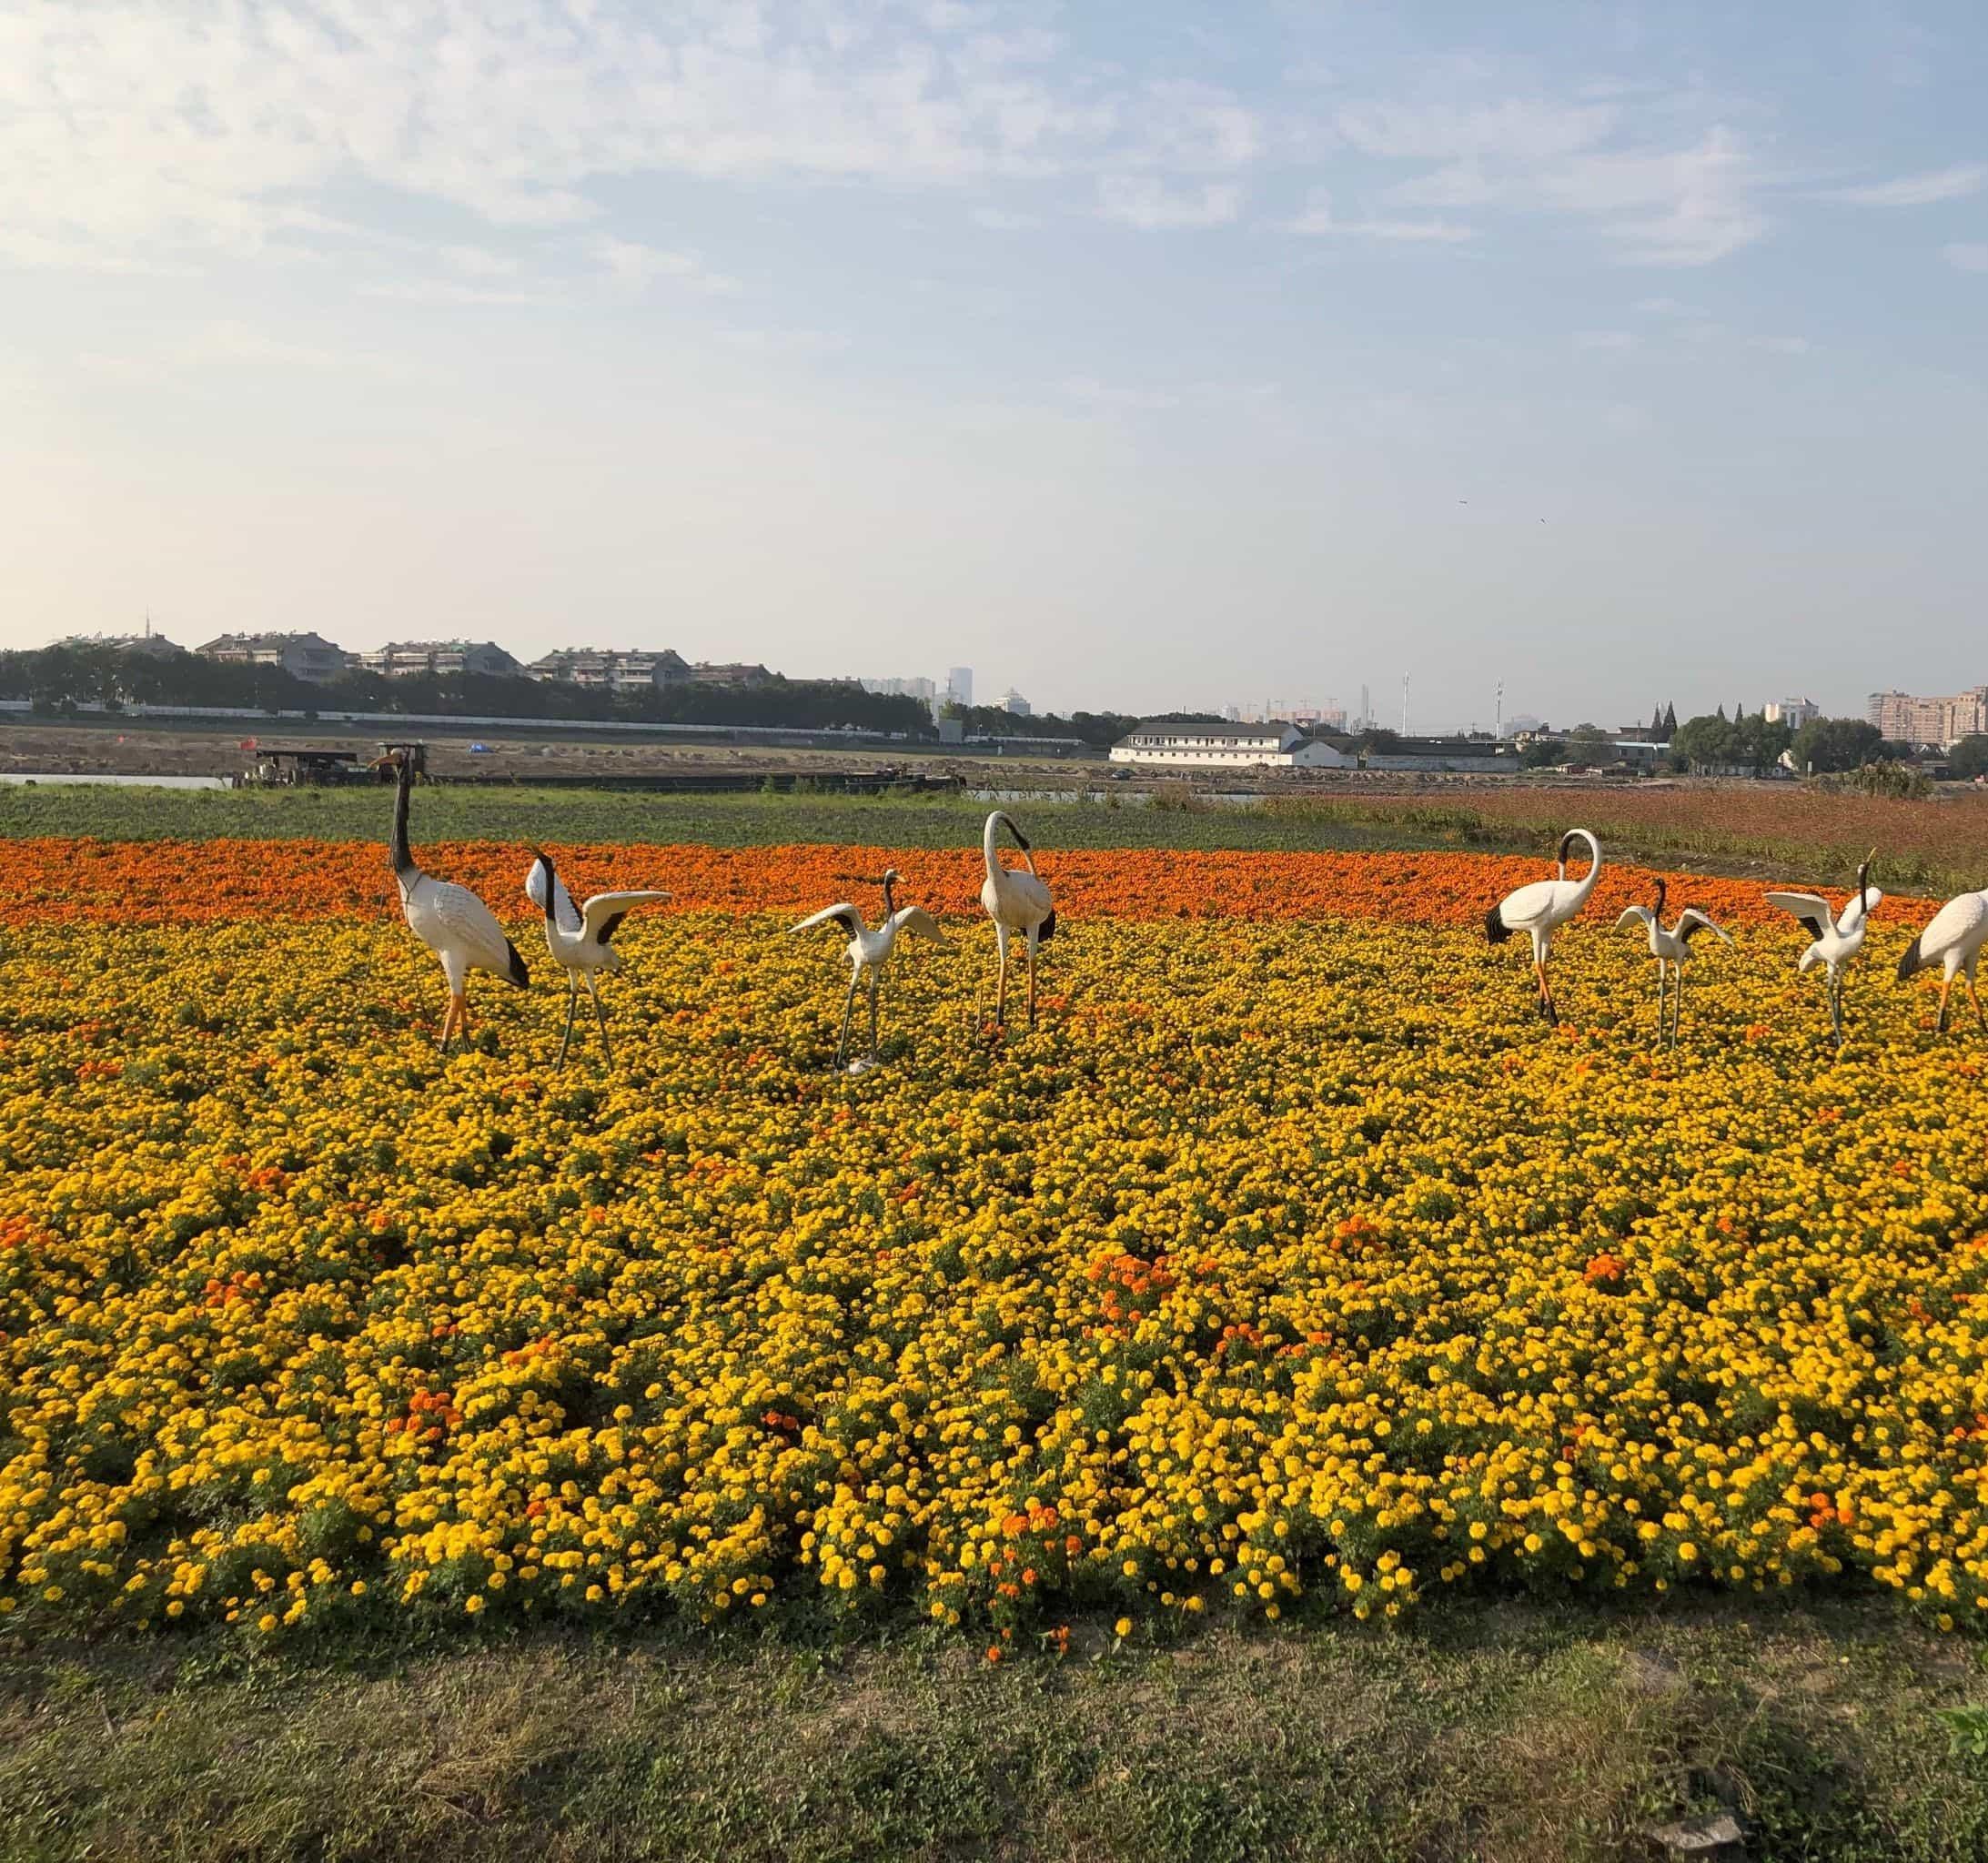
xmin=5 ymin=3 xmax=1986 ymax=727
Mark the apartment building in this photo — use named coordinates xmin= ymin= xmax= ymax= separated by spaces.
xmin=196 ymin=631 xmax=348 ymax=682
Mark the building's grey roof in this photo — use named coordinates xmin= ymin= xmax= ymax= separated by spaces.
xmin=1125 ymin=721 xmax=1289 ymax=740
xmin=197 ymin=631 xmax=342 ymax=653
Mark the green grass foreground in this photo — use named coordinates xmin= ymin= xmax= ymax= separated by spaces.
xmin=6 ymin=780 xmax=1988 ymax=896
xmin=5 ymin=1603 xmax=1986 ymax=1862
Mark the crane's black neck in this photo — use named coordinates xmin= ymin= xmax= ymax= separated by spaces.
xmin=882 ymin=872 xmax=897 ymax=917
xmin=1653 ymin=876 xmax=1667 ymax=917
xmin=536 ymin=853 xmax=559 ymax=924
xmin=389 ymin=760 xmax=416 ymax=880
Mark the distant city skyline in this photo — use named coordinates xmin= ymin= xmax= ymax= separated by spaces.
xmin=5 ymin=5 xmax=1987 ymax=720
xmin=27 ymin=621 xmax=1978 ymax=738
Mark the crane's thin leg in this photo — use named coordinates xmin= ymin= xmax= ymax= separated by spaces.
xmin=1026 ymin=931 xmax=1038 ymax=1029
xmin=1534 ymin=959 xmax=1555 ymax=1024
xmin=556 ymin=974 xmax=579 ymax=1070
xmin=439 ymin=993 xmax=464 ymax=1051
xmin=587 ymin=976 xmax=613 ymax=1066
xmin=1654 ymin=961 xmax=1666 ymax=1046
xmin=1937 ymin=974 xmax=1953 ymax=1035
xmin=1671 ymin=963 xmax=1683 ymax=1048
xmin=837 ymin=972 xmax=858 ymax=1066
xmin=459 ymin=999 xmax=474 ymax=1036
xmin=867 ymin=970 xmax=880 ymax=1056
xmin=1969 ymin=972 xmax=1986 ymax=1034
xmin=994 ymin=923 xmax=1009 ymax=1027
xmin=1830 ymin=972 xmax=1843 ymax=1045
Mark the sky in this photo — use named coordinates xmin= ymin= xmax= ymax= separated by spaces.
xmin=4 ymin=2 xmax=1987 ymax=730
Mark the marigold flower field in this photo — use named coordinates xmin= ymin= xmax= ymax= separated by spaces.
xmin=4 ymin=838 xmax=1986 ymax=1646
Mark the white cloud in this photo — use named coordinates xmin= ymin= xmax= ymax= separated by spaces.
xmin=1353 ymin=76 xmax=1771 ymax=268
xmin=1096 ymin=176 xmax=1241 ymax=229
xmin=439 ymin=246 xmax=520 ymax=278
xmin=358 ymin=280 xmax=556 ymax=307
xmin=76 ymin=319 xmax=409 ymax=383
xmin=1944 ymin=242 xmax=1988 ymax=273
xmin=1062 ymin=375 xmax=1275 ymax=413
xmin=1063 ymin=375 xmax=1179 ymax=411
xmin=1529 ymin=128 xmax=1768 ymax=267
xmin=0 ymin=3 xmax=1261 ymax=272
xmin=1823 ymin=164 xmax=1986 ymax=206
xmin=718 ymin=327 xmax=851 ymax=356
xmin=1633 ymin=296 xmax=1697 ymax=316
xmin=1575 ymin=330 xmax=1639 ymax=350
xmin=1288 ymin=192 xmax=1476 ymax=243
xmin=1337 ymin=96 xmax=1619 ymax=165
xmin=592 ymin=237 xmax=739 ymax=296
xmin=971 ymin=206 xmax=1041 ymax=230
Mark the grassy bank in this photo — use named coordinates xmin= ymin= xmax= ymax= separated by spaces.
xmin=5 ymin=780 xmax=1988 ymax=896
xmin=4 ymin=1603 xmax=1985 ymax=1862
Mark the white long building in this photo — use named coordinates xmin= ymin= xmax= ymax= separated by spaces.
xmin=1108 ymin=722 xmax=1348 ymax=769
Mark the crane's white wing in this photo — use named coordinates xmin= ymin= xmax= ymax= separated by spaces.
xmin=524 ymin=860 xmax=582 ymax=933
xmin=1838 ymin=886 xmax=1882 ymax=934
xmin=1899 ymin=891 xmax=1988 ymax=978
xmin=789 ymin=903 xmax=863 ymax=937
xmin=1764 ymin=891 xmax=1833 ymax=941
xmin=1675 ymin=909 xmax=1730 ymax=945
xmin=416 ymin=880 xmax=525 ymax=981
xmin=1614 ymin=905 xmax=1653 ymax=933
xmin=1497 ymin=877 xmax=1566 ymax=929
xmin=890 ymin=904 xmax=949 ymax=946
xmin=580 ymin=889 xmax=671 ymax=945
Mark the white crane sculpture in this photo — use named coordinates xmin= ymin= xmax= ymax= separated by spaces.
xmin=979 ymin=811 xmax=1055 ymax=1027
xmin=1895 ymin=882 xmax=1988 ymax=1035
xmin=1614 ymin=875 xmax=1731 ymax=1046
xmin=790 ymin=868 xmax=948 ymax=1071
xmin=1485 ymin=829 xmax=1601 ymax=1024
xmin=524 ymin=851 xmax=671 ymax=1068
xmin=1767 ymin=851 xmax=1881 ymax=1045
xmin=387 ymin=744 xmax=529 ymax=1050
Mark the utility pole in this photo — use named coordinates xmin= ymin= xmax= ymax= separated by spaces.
xmin=1400 ymin=674 xmax=1410 ymax=737
xmin=1495 ymin=679 xmax=1503 ymax=740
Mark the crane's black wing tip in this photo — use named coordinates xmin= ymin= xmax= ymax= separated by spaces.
xmin=1038 ymin=908 xmax=1057 ymax=944
xmin=504 ymin=940 xmax=530 ymax=989
xmin=1896 ymin=932 xmax=1925 ymax=982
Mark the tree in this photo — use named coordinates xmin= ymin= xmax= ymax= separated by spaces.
xmin=1791 ymin=716 xmax=1883 ymax=774
xmin=1650 ymin=704 xmax=1664 ymax=736
xmin=1949 ymin=734 xmax=1988 ymax=780
xmin=1670 ymin=712 xmax=1734 ymax=770
xmin=1662 ymin=701 xmax=1677 ymax=735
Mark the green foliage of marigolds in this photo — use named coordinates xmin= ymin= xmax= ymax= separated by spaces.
xmin=8 ymin=779 xmax=1988 ymax=900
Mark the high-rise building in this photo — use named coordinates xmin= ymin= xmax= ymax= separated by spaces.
xmin=1761 ymin=698 xmax=1820 ymax=730
xmin=861 ymin=676 xmax=937 ymax=703
xmin=1868 ymin=687 xmax=1988 ymax=748
xmin=945 ymin=667 xmax=974 ymax=710
xmin=1002 ymin=689 xmax=1032 ymax=717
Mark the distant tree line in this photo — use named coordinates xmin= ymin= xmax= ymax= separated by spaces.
xmin=0 ymin=642 xmax=933 ymax=735
xmin=1663 ymin=706 xmax=1904 ymax=776
xmin=943 ymin=702 xmax=1152 ymax=750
